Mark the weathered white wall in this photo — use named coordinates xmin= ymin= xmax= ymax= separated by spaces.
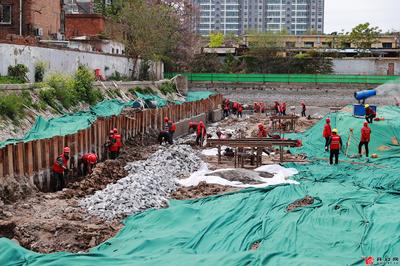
xmin=0 ymin=43 xmax=134 ymax=81
xmin=333 ymin=58 xmax=400 ymax=75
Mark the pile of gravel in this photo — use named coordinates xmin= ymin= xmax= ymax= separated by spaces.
xmin=80 ymin=145 xmax=203 ymax=220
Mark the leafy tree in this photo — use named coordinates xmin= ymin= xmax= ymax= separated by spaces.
xmin=189 ymin=54 xmax=223 ymax=73
xmin=209 ymin=32 xmax=224 ymax=48
xmin=103 ymin=0 xmax=195 ymax=79
xmin=340 ymin=23 xmax=381 ymax=50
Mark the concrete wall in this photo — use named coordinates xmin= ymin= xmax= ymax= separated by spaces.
xmin=0 ymin=43 xmax=133 ymax=81
xmin=333 ymin=58 xmax=400 ymax=75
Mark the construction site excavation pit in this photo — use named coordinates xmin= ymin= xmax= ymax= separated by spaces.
xmin=2 ymin=100 xmax=399 ymax=265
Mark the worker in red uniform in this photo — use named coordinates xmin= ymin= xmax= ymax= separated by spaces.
xmin=274 ymin=101 xmax=280 ymax=115
xmin=327 ymin=129 xmax=343 ymax=165
xmin=257 ymin=124 xmax=267 ymax=138
xmin=78 ymin=153 xmax=98 ymax=176
xmin=237 ymin=103 xmax=243 ymax=118
xmin=188 ymin=121 xmax=199 ymax=133
xmin=364 ymin=104 xmax=376 ymax=124
xmin=110 ymin=128 xmax=122 ymax=159
xmin=301 ymin=102 xmax=306 ymax=117
xmin=281 ymin=102 xmax=287 ymax=115
xmin=52 ymin=147 xmax=70 ymax=191
xmin=323 ymin=118 xmax=332 ymax=151
xmin=168 ymin=119 xmax=176 ymax=144
xmin=232 ymin=102 xmax=238 ymax=115
xmin=196 ymin=121 xmax=207 ymax=146
xmin=104 ymin=130 xmax=114 ymax=159
xmin=358 ymin=122 xmax=371 ymax=157
xmin=223 ymin=99 xmax=230 ymax=118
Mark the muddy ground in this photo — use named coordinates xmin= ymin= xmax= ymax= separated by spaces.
xmin=0 ymin=112 xmax=318 ymax=254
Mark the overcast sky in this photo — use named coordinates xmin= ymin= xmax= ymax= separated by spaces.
xmin=324 ymin=0 xmax=400 ymax=33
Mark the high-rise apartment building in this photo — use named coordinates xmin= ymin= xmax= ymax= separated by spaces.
xmin=195 ymin=0 xmax=241 ymax=36
xmin=194 ymin=0 xmax=324 ymax=36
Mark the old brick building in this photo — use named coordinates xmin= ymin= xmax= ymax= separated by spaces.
xmin=0 ymin=0 xmax=62 ymax=40
xmin=65 ymin=13 xmax=105 ymax=39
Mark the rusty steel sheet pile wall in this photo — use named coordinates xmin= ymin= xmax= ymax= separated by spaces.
xmin=0 ymin=94 xmax=223 ymax=191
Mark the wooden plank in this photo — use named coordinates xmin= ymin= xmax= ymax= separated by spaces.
xmin=0 ymin=149 xmax=3 ymax=179
xmin=16 ymin=143 xmax=24 ymax=176
xmin=6 ymin=145 xmax=14 ymax=177
xmin=35 ymin=140 xmax=42 ymax=171
xmin=25 ymin=142 xmax=34 ymax=177
xmin=44 ymin=139 xmax=50 ymax=171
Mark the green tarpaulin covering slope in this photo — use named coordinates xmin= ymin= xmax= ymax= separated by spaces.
xmin=0 ymin=92 xmax=215 ymax=148
xmin=1 ymin=106 xmax=399 ymax=266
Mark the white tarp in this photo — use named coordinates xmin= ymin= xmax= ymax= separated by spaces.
xmin=177 ymin=164 xmax=299 ymax=188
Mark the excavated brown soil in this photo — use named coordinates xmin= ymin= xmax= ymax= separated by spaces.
xmin=286 ymin=196 xmax=315 ymax=212
xmin=0 ymin=135 xmax=160 ymax=253
xmin=171 ymin=181 xmax=238 ymax=200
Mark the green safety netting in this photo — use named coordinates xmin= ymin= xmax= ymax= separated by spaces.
xmin=0 ymin=99 xmax=132 ymax=148
xmin=185 ymin=91 xmax=215 ymax=102
xmin=165 ymin=73 xmax=400 ymax=84
xmin=1 ymin=107 xmax=400 ymax=265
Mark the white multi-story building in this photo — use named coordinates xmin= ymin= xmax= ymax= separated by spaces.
xmin=195 ymin=0 xmax=241 ymax=36
xmin=194 ymin=0 xmax=324 ymax=36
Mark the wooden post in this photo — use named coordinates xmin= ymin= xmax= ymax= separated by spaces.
xmin=0 ymin=148 xmax=3 ymax=179
xmin=35 ymin=140 xmax=42 ymax=172
xmin=44 ymin=139 xmax=50 ymax=171
xmin=15 ymin=143 xmax=24 ymax=176
xmin=25 ymin=142 xmax=34 ymax=177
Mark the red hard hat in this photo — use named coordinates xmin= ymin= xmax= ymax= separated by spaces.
xmin=63 ymin=147 xmax=70 ymax=153
xmin=113 ymin=128 xmax=118 ymax=133
xmin=164 ymin=117 xmax=169 ymax=122
xmin=258 ymin=124 xmax=264 ymax=129
xmin=364 ymin=121 xmax=368 ymax=126
xmin=88 ymin=154 xmax=97 ymax=164
xmin=326 ymin=118 xmax=330 ymax=123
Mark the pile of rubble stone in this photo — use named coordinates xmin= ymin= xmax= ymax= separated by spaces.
xmin=80 ymin=145 xmax=203 ymax=220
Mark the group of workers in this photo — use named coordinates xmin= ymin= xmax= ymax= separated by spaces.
xmin=323 ymin=117 xmax=371 ymax=165
xmin=52 ymin=128 xmax=124 ymax=191
xmin=223 ymin=99 xmax=243 ymax=118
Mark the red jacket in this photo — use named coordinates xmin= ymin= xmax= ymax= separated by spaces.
xmin=365 ymin=107 xmax=376 ymax=116
xmin=53 ymin=154 xmax=69 ymax=174
xmin=361 ymin=126 xmax=371 ymax=142
xmin=238 ymin=104 xmax=243 ymax=112
xmin=323 ymin=123 xmax=332 ymax=138
xmin=224 ymin=100 xmax=230 ymax=110
xmin=233 ymin=102 xmax=238 ymax=110
xmin=330 ymin=135 xmax=341 ymax=150
xmin=258 ymin=128 xmax=267 ymax=138
xmin=281 ymin=103 xmax=286 ymax=112
xmin=301 ymin=103 xmax=306 ymax=111
xmin=170 ymin=123 xmax=176 ymax=133
xmin=110 ymin=134 xmax=122 ymax=152
xmin=197 ymin=123 xmax=206 ymax=137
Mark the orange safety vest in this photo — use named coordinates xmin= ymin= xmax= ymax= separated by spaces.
xmin=330 ymin=135 xmax=341 ymax=150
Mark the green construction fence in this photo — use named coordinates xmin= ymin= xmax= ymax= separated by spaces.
xmin=165 ymin=73 xmax=400 ymax=84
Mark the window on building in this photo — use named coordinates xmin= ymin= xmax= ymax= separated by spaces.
xmin=0 ymin=5 xmax=12 ymax=24
xmin=322 ymin=42 xmax=332 ymax=48
xmin=382 ymin=43 xmax=393 ymax=49
xmin=304 ymin=42 xmax=314 ymax=48
xmin=343 ymin=43 xmax=351 ymax=48
xmin=286 ymin=42 xmax=296 ymax=48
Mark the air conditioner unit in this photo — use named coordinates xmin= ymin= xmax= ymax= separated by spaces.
xmin=34 ymin=28 xmax=43 ymax=36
